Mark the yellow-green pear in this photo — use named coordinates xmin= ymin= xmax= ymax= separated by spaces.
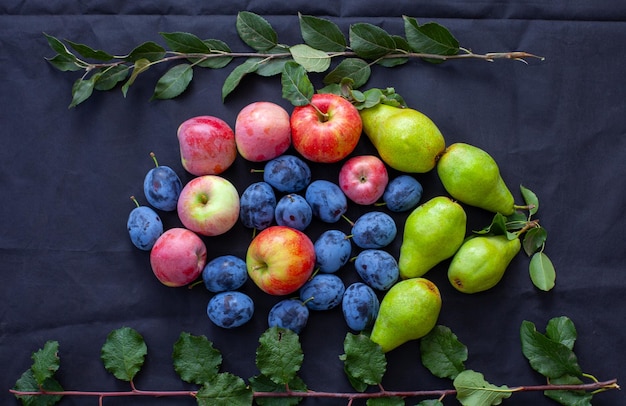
xmin=448 ymin=235 xmax=521 ymax=294
xmin=437 ymin=143 xmax=515 ymax=215
xmin=370 ymin=278 xmax=441 ymax=353
xmin=398 ymin=196 xmax=467 ymax=279
xmin=359 ymin=103 xmax=445 ymax=173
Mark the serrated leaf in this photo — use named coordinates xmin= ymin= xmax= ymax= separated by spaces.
xmin=340 ymin=333 xmax=386 ymax=388
xmin=200 ymin=39 xmax=233 ymax=69
xmin=45 ymin=53 xmax=81 ymax=72
xmin=30 ymin=341 xmax=60 ymax=385
xmin=520 ymin=320 xmax=582 ymax=379
xmin=404 ymin=17 xmax=459 ymax=61
xmin=236 ymin=11 xmax=278 ymax=51
xmin=299 ymin=13 xmax=346 ymax=52
xmin=256 ymin=327 xmax=303 ymax=385
xmin=66 ymin=40 xmax=113 ymax=61
xmin=323 ymin=58 xmax=371 ymax=88
xmin=453 ymin=370 xmax=512 ymax=406
xmin=172 ymin=332 xmax=222 ymax=385
xmin=151 ymin=63 xmax=193 ymax=100
xmin=544 ymin=375 xmax=593 ymax=406
xmin=529 ymin=252 xmax=556 ymax=291
xmin=69 ymin=76 xmax=98 ymax=108
xmin=249 ymin=374 xmax=307 ymax=406
xmin=522 ymin=227 xmax=547 ymax=256
xmin=94 ymin=65 xmax=130 ymax=91
xmin=289 ymin=44 xmax=331 ymax=73
xmin=349 ymin=23 xmax=397 ymax=60
xmin=196 ymin=372 xmax=253 ymax=406
xmin=420 ymin=325 xmax=467 ymax=379
xmin=377 ymin=36 xmax=410 ymax=68
xmin=546 ymin=316 xmax=577 ymax=350
xmin=366 ymin=397 xmax=405 ymax=406
xmin=124 ymin=41 xmax=166 ymax=62
xmin=43 ymin=33 xmax=76 ymax=59
xmin=281 ymin=61 xmax=313 ymax=106
xmin=160 ymin=31 xmax=210 ymax=54
xmin=100 ymin=327 xmax=147 ymax=382
xmin=222 ymin=58 xmax=260 ymax=101
xmin=520 ymin=185 xmax=539 ymax=215
xmin=13 ymin=369 xmax=63 ymax=406
xmin=121 ymin=58 xmax=151 ymax=97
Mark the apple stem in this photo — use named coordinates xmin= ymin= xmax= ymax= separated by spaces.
xmin=310 ymin=103 xmax=329 ymax=122
xmin=150 ymin=152 xmax=159 ymax=168
xmin=130 ymin=196 xmax=140 ymax=208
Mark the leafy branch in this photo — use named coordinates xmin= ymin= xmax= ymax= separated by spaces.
xmin=44 ymin=12 xmax=543 ymax=108
xmin=11 ymin=318 xmax=619 ymax=406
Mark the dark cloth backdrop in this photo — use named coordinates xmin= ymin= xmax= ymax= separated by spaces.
xmin=1 ymin=1 xmax=625 ymax=405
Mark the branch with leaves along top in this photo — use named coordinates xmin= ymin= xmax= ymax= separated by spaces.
xmin=44 ymin=11 xmax=543 ymax=108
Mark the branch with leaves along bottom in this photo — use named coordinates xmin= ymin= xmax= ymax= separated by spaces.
xmin=11 ymin=317 xmax=619 ymax=406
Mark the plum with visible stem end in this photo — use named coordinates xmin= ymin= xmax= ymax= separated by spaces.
xmin=257 ymin=154 xmax=312 ymax=193
xmin=143 ymin=152 xmax=183 ymax=211
xmin=305 ymin=180 xmax=348 ymax=223
xmin=127 ymin=196 xmax=163 ymax=251
xmin=350 ymin=211 xmax=397 ymax=249
xmin=314 ymin=229 xmax=352 ymax=273
xmin=267 ymin=298 xmax=310 ymax=334
xmin=299 ymin=274 xmax=345 ymax=311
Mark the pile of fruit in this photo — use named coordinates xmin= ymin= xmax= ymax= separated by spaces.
xmin=127 ymin=92 xmax=537 ymax=353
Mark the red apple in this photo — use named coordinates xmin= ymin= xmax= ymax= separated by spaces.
xmin=290 ymin=93 xmax=362 ymax=163
xmin=339 ymin=155 xmax=389 ymax=205
xmin=234 ymin=101 xmax=291 ymax=162
xmin=246 ymin=225 xmax=316 ymax=295
xmin=177 ymin=116 xmax=237 ymax=176
xmin=177 ymin=175 xmax=240 ymax=236
xmin=150 ymin=228 xmax=207 ymax=287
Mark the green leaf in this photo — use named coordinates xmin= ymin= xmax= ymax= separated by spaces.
xmin=69 ymin=75 xmax=98 ymax=108
xmin=160 ymin=31 xmax=210 ymax=54
xmin=546 ymin=316 xmax=577 ymax=350
xmin=31 ymin=341 xmax=60 ymax=385
xmin=323 ymin=58 xmax=371 ymax=88
xmin=289 ymin=44 xmax=331 ymax=73
xmin=200 ymin=39 xmax=233 ymax=69
xmin=522 ymin=226 xmax=547 ymax=256
xmin=416 ymin=400 xmax=444 ymax=406
xmin=453 ymin=370 xmax=513 ymax=406
xmin=249 ymin=374 xmax=307 ymax=406
xmin=100 ymin=326 xmax=147 ymax=382
xmin=196 ymin=372 xmax=253 ymax=406
xmin=403 ymin=17 xmax=459 ymax=61
xmin=151 ymin=63 xmax=193 ymax=100
xmin=473 ymin=213 xmax=516 ymax=239
xmin=298 ymin=13 xmax=346 ymax=52
xmin=13 ymin=369 xmax=63 ymax=406
xmin=172 ymin=332 xmax=222 ymax=385
xmin=377 ymin=36 xmax=410 ymax=68
xmin=366 ymin=397 xmax=405 ymax=406
xmin=43 ymin=33 xmax=76 ymax=60
xmin=281 ymin=61 xmax=314 ymax=106
xmin=94 ymin=65 xmax=130 ymax=91
xmin=529 ymin=252 xmax=556 ymax=291
xmin=420 ymin=325 xmax=467 ymax=379
xmin=121 ymin=58 xmax=151 ymax=97
xmin=236 ymin=11 xmax=278 ymax=51
xmin=221 ymin=58 xmax=260 ymax=101
xmin=340 ymin=333 xmax=386 ymax=388
xmin=124 ymin=41 xmax=166 ymax=62
xmin=256 ymin=327 xmax=303 ymax=385
xmin=544 ymin=375 xmax=593 ymax=406
xmin=45 ymin=53 xmax=81 ymax=72
xmin=349 ymin=23 xmax=397 ymax=59
xmin=520 ymin=320 xmax=582 ymax=379
xmin=66 ymin=40 xmax=113 ymax=61
xmin=520 ymin=185 xmax=539 ymax=215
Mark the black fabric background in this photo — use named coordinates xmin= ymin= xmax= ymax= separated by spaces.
xmin=1 ymin=1 xmax=625 ymax=405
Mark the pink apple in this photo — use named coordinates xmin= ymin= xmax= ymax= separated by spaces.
xmin=246 ymin=225 xmax=316 ymax=295
xmin=150 ymin=228 xmax=207 ymax=287
xmin=290 ymin=93 xmax=362 ymax=163
xmin=177 ymin=116 xmax=237 ymax=176
xmin=339 ymin=155 xmax=389 ymax=205
xmin=177 ymin=175 xmax=240 ymax=236
xmin=234 ymin=101 xmax=292 ymax=162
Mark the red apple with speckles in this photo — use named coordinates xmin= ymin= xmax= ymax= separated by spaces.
xmin=339 ymin=155 xmax=389 ymax=205
xmin=177 ymin=116 xmax=237 ymax=176
xmin=150 ymin=228 xmax=207 ymax=287
xmin=234 ymin=101 xmax=291 ymax=162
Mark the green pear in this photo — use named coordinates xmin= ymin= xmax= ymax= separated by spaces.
xmin=437 ymin=143 xmax=515 ymax=215
xmin=359 ymin=103 xmax=445 ymax=173
xmin=398 ymin=196 xmax=467 ymax=279
xmin=370 ymin=278 xmax=441 ymax=352
xmin=448 ymin=235 xmax=521 ymax=294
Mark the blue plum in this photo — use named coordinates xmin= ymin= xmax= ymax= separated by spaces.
xmin=202 ymin=255 xmax=248 ymax=293
xmin=299 ymin=274 xmax=345 ymax=311
xmin=267 ymin=298 xmax=310 ymax=334
xmin=354 ymin=249 xmax=399 ymax=291
xmin=342 ymin=282 xmax=380 ymax=331
xmin=143 ymin=152 xmax=183 ymax=211
xmin=274 ymin=194 xmax=312 ymax=231
xmin=351 ymin=211 xmax=397 ymax=249
xmin=263 ymin=155 xmax=312 ymax=193
xmin=314 ymin=229 xmax=352 ymax=273
xmin=127 ymin=197 xmax=163 ymax=251
xmin=207 ymin=291 xmax=254 ymax=329
xmin=305 ymin=180 xmax=348 ymax=223
xmin=383 ymin=175 xmax=423 ymax=212
xmin=239 ymin=181 xmax=276 ymax=230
